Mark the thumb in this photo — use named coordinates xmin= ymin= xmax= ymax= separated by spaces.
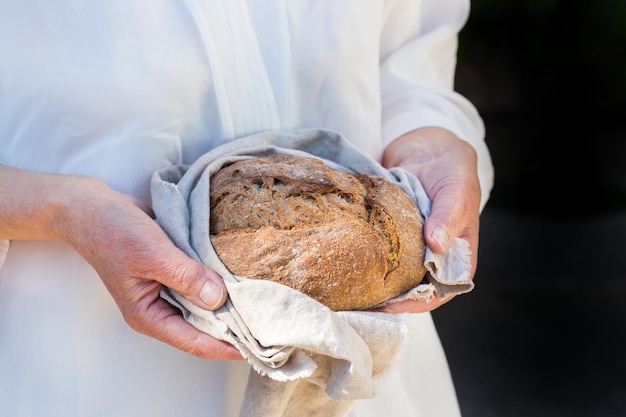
xmin=160 ymin=252 xmax=228 ymax=311
xmin=422 ymin=188 xmax=464 ymax=254
xmin=424 ymin=217 xmax=453 ymax=255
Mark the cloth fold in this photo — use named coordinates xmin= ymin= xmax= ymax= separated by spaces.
xmin=151 ymin=128 xmax=473 ymax=417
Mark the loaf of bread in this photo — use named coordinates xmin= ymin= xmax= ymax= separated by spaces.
xmin=209 ymin=154 xmax=427 ymax=311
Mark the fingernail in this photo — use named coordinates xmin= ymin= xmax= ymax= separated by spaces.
xmin=431 ymin=227 xmax=449 ymax=250
xmin=200 ymin=281 xmax=225 ymax=310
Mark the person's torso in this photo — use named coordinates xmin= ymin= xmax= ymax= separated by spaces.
xmin=0 ymin=0 xmax=387 ymax=203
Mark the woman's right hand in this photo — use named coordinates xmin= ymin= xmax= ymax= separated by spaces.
xmin=0 ymin=165 xmax=243 ymax=360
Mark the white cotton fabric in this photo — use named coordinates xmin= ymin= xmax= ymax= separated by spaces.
xmin=0 ymin=1 xmax=494 ymax=416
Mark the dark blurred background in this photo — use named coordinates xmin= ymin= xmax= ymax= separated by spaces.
xmin=431 ymin=1 xmax=626 ymax=416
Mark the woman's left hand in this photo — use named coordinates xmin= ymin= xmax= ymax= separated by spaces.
xmin=376 ymin=127 xmax=482 ymax=314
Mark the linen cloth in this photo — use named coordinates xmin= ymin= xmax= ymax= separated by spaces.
xmin=151 ymin=128 xmax=473 ymax=417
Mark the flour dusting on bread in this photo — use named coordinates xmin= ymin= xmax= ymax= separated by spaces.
xmin=209 ymin=154 xmax=427 ymax=311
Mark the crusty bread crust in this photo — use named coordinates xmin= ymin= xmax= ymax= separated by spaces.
xmin=209 ymin=154 xmax=427 ymax=311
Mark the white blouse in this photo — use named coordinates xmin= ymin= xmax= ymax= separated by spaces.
xmin=0 ymin=1 xmax=493 ymax=416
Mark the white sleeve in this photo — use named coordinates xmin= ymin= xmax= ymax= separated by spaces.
xmin=380 ymin=0 xmax=494 ymax=210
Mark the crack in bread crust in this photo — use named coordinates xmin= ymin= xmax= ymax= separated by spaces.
xmin=209 ymin=154 xmax=427 ymax=311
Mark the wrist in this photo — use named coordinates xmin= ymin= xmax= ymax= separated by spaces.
xmin=383 ymin=127 xmax=449 ymax=167
xmin=382 ymin=127 xmax=477 ymax=171
xmin=48 ymin=174 xmax=111 ymax=245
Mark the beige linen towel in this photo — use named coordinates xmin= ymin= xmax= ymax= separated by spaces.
xmin=151 ymin=128 xmax=473 ymax=417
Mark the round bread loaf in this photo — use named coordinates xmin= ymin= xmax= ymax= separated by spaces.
xmin=209 ymin=154 xmax=427 ymax=311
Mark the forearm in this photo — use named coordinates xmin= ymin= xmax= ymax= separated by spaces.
xmin=0 ymin=164 xmax=105 ymax=241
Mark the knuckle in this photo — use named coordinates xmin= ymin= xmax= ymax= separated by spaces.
xmin=168 ymin=261 xmax=203 ymax=294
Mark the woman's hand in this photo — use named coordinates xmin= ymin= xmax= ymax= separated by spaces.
xmin=378 ymin=127 xmax=482 ymax=314
xmin=0 ymin=165 xmax=243 ymax=360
